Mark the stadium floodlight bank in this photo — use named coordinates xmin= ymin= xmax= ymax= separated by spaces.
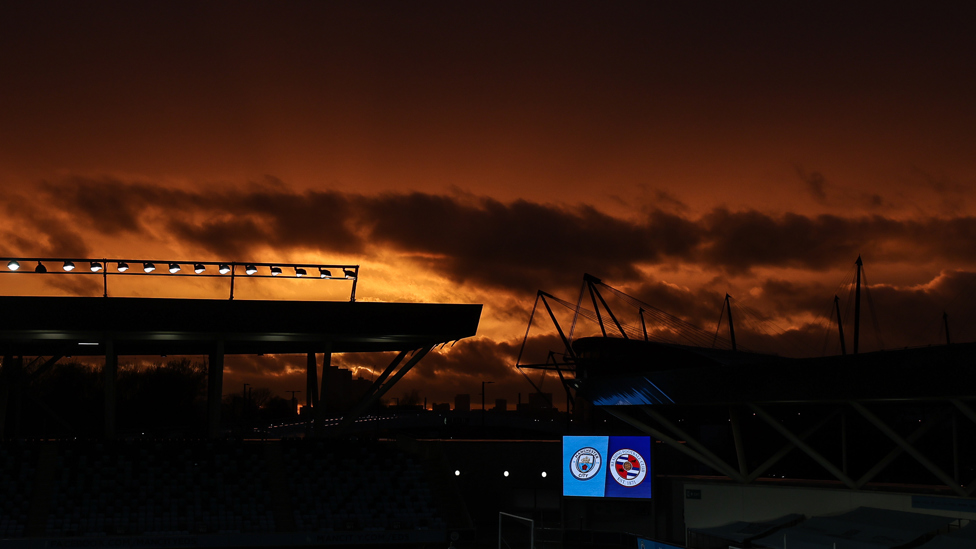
xmin=0 ymin=257 xmax=359 ymax=301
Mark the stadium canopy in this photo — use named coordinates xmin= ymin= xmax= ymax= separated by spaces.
xmin=917 ymin=522 xmax=976 ymax=549
xmin=751 ymin=507 xmax=955 ymax=549
xmin=688 ymin=513 xmax=804 ymax=546
xmin=0 ymin=296 xmax=482 ymax=439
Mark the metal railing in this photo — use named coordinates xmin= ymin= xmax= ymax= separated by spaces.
xmin=0 ymin=257 xmax=360 ymax=301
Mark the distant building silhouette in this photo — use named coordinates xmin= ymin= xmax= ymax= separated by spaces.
xmin=492 ymin=398 xmax=507 ymax=412
xmin=431 ymin=402 xmax=450 ymax=412
xmin=454 ymin=394 xmax=470 ymax=412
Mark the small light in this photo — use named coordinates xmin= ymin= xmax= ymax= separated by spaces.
xmin=117 ymin=261 xmax=129 ymax=272
xmin=63 ymin=261 xmax=75 ymax=272
xmin=34 ymin=262 xmax=47 ymax=273
xmin=218 ymin=264 xmax=231 ymax=274
xmin=245 ymin=264 xmax=258 ymax=275
xmin=194 ymin=263 xmax=206 ymax=274
xmin=270 ymin=265 xmax=282 ymax=276
xmin=503 ymin=471 xmax=509 ymax=477
xmin=454 ymin=470 xmax=460 ymax=476
xmin=90 ymin=261 xmax=102 ymax=272
xmin=295 ymin=267 xmax=306 ymax=277
xmin=7 ymin=260 xmax=20 ymax=271
xmin=343 ymin=269 xmax=356 ymax=278
xmin=319 ymin=268 xmax=332 ymax=279
xmin=143 ymin=262 xmax=156 ymax=273
xmin=541 ymin=471 xmax=547 ymax=478
xmin=169 ymin=263 xmax=180 ymax=273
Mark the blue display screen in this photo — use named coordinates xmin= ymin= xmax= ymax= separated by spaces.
xmin=562 ymin=435 xmax=652 ymax=499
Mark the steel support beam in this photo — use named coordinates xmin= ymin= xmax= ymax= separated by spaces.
xmin=604 ymin=407 xmax=739 ymax=480
xmin=749 ymin=403 xmax=856 ymax=488
xmin=306 ymin=351 xmax=318 ymax=408
xmin=851 ymin=402 xmax=965 ymax=496
xmin=854 ymin=409 xmax=945 ymax=489
xmin=745 ymin=408 xmax=840 ymax=483
xmin=26 ymin=355 xmax=63 ymax=384
xmin=950 ymin=399 xmax=976 ymax=426
xmin=334 ymin=344 xmax=434 ymax=435
xmin=104 ymin=338 xmax=117 ymax=439
xmin=314 ymin=344 xmax=333 ymax=434
xmin=729 ymin=406 xmax=749 ymax=478
xmin=207 ymin=340 xmax=224 ymax=438
xmin=641 ymin=406 xmax=744 ymax=482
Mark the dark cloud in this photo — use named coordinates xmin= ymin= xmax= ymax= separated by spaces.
xmin=795 ymin=167 xmax=828 ymax=203
xmin=18 ymin=177 xmax=976 ymax=297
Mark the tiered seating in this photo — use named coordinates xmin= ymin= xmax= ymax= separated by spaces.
xmin=0 ymin=441 xmax=36 ymax=537
xmin=283 ymin=440 xmax=444 ymax=533
xmin=45 ymin=440 xmax=274 ymax=537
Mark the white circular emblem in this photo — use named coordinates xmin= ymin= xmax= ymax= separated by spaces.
xmin=610 ymin=448 xmax=647 ymax=487
xmin=570 ymin=447 xmax=602 ymax=480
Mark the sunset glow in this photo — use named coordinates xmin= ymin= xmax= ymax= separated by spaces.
xmin=2 ymin=3 xmax=975 ymax=410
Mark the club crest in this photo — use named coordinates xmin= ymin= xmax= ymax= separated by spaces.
xmin=570 ymin=447 xmax=602 ymax=480
xmin=610 ymin=448 xmax=647 ymax=487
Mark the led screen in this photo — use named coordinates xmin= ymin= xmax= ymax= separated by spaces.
xmin=563 ymin=435 xmax=652 ymax=499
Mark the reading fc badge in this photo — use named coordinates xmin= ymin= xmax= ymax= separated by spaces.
xmin=610 ymin=448 xmax=647 ymax=487
xmin=570 ymin=447 xmax=602 ymax=480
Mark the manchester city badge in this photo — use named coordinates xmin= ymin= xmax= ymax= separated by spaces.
xmin=570 ymin=447 xmax=602 ymax=480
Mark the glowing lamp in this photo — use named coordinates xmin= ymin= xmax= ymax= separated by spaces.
xmin=319 ymin=268 xmax=332 ymax=279
xmin=245 ymin=264 xmax=258 ymax=275
xmin=295 ymin=267 xmax=306 ymax=277
xmin=143 ymin=262 xmax=156 ymax=273
xmin=117 ymin=261 xmax=129 ymax=272
xmin=90 ymin=261 xmax=102 ymax=272
xmin=169 ymin=263 xmax=181 ymax=273
xmin=62 ymin=261 xmax=76 ymax=271
xmin=194 ymin=263 xmax=206 ymax=273
xmin=6 ymin=260 xmax=19 ymax=271
xmin=218 ymin=264 xmax=231 ymax=274
xmin=270 ymin=265 xmax=282 ymax=276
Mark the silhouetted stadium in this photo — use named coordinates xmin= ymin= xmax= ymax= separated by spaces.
xmin=1 ymin=259 xmax=976 ymax=549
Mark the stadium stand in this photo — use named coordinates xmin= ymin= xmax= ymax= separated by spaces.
xmin=0 ymin=438 xmax=450 ymax=543
xmin=45 ymin=440 xmax=274 ymax=536
xmin=282 ymin=439 xmax=444 ymax=533
xmin=0 ymin=441 xmax=35 ymax=538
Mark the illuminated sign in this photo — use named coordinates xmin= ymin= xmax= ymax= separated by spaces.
xmin=562 ymin=435 xmax=652 ymax=499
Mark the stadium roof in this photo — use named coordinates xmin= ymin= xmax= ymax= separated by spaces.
xmin=572 ymin=337 xmax=976 ymax=405
xmin=0 ymin=296 xmax=482 ymax=356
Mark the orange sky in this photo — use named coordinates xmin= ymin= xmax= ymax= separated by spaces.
xmin=2 ymin=2 xmax=976 ymax=409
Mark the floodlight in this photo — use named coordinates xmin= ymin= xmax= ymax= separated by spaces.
xmin=295 ymin=267 xmax=306 ymax=277
xmin=169 ymin=263 xmax=180 ymax=273
xmin=6 ymin=260 xmax=19 ymax=271
xmin=454 ymin=470 xmax=460 ymax=477
xmin=117 ymin=261 xmax=129 ymax=272
xmin=90 ymin=261 xmax=102 ymax=272
xmin=541 ymin=471 xmax=547 ymax=478
xmin=503 ymin=471 xmax=509 ymax=477
xmin=270 ymin=265 xmax=282 ymax=276
xmin=319 ymin=268 xmax=332 ymax=279
xmin=62 ymin=261 xmax=75 ymax=271
xmin=343 ymin=269 xmax=356 ymax=279
xmin=143 ymin=262 xmax=156 ymax=273
xmin=218 ymin=264 xmax=231 ymax=274
xmin=34 ymin=262 xmax=47 ymax=273
xmin=245 ymin=264 xmax=258 ymax=275
xmin=193 ymin=263 xmax=206 ymax=274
